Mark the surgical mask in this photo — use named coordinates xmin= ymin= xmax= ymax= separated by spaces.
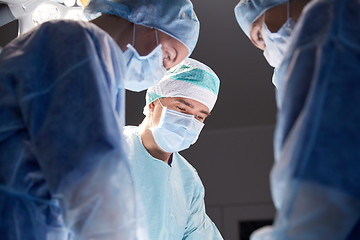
xmin=150 ymin=100 xmax=204 ymax=153
xmin=262 ymin=2 xmax=295 ymax=68
xmin=123 ymin=25 xmax=167 ymax=92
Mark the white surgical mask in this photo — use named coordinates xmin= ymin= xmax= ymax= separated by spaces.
xmin=123 ymin=25 xmax=167 ymax=92
xmin=262 ymin=2 xmax=295 ymax=68
xmin=150 ymin=100 xmax=204 ymax=153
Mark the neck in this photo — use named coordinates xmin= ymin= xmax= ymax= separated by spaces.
xmin=139 ymin=118 xmax=172 ymax=163
xmin=90 ymin=14 xmax=133 ymax=51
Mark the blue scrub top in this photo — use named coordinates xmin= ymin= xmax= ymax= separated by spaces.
xmin=124 ymin=126 xmax=223 ymax=240
xmin=0 ymin=20 xmax=145 ymax=240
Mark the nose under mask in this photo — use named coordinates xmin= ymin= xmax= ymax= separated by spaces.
xmin=150 ymin=100 xmax=204 ymax=153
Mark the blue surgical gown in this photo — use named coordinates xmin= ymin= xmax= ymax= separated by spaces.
xmin=251 ymin=0 xmax=360 ymax=239
xmin=123 ymin=126 xmax=223 ymax=240
xmin=0 ymin=20 xmax=146 ymax=240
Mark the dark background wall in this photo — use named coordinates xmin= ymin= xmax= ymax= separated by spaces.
xmin=126 ymin=2 xmax=278 ymax=238
xmin=126 ymin=0 xmax=277 ymax=130
xmin=0 ymin=1 xmax=277 ymax=238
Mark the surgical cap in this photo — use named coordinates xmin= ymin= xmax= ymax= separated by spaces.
xmin=144 ymin=58 xmax=220 ymax=115
xmin=234 ymin=0 xmax=287 ymax=38
xmin=85 ymin=0 xmax=199 ymax=56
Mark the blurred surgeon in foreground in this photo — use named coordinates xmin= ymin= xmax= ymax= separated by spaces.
xmin=0 ymin=0 xmax=199 ymax=239
xmin=235 ymin=0 xmax=360 ymax=239
xmin=124 ymin=58 xmax=223 ymax=240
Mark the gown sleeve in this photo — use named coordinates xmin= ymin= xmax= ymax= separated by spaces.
xmin=183 ymin=180 xmax=223 ymax=240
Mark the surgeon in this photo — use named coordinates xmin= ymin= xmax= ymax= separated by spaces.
xmin=235 ymin=0 xmax=309 ymax=89
xmin=123 ymin=58 xmax=223 ymax=240
xmin=0 ymin=0 xmax=199 ymax=239
xmin=235 ymin=0 xmax=360 ymax=239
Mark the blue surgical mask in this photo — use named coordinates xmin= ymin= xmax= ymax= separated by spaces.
xmin=262 ymin=1 xmax=295 ymax=68
xmin=123 ymin=27 xmax=167 ymax=92
xmin=150 ymin=100 xmax=204 ymax=153
xmin=262 ymin=17 xmax=295 ymax=68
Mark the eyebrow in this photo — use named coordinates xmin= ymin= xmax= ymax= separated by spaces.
xmin=177 ymin=99 xmax=211 ymax=116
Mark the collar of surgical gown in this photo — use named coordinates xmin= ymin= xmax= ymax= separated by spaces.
xmin=124 ymin=126 xmax=202 ymax=240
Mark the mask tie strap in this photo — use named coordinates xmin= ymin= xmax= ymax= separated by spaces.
xmin=132 ymin=23 xmax=136 ymax=46
xmin=263 ymin=11 xmax=266 ymax=24
xmin=287 ymin=0 xmax=290 ymax=25
xmin=155 ymin=29 xmax=159 ymax=45
xmin=158 ymin=98 xmax=164 ymax=108
xmin=151 ymin=99 xmax=164 ymax=128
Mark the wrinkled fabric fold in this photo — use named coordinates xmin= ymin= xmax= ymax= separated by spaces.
xmin=251 ymin=0 xmax=360 ymax=239
xmin=0 ymin=20 xmax=147 ymax=240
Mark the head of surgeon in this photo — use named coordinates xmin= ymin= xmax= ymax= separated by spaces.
xmin=139 ymin=58 xmax=220 ymax=162
xmin=234 ymin=0 xmax=310 ymax=68
xmin=85 ymin=0 xmax=200 ymax=91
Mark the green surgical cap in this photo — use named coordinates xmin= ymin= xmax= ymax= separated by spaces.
xmin=144 ymin=58 xmax=220 ymax=114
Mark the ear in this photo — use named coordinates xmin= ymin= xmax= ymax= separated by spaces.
xmin=148 ymin=102 xmax=156 ymax=113
xmin=249 ymin=15 xmax=266 ymax=51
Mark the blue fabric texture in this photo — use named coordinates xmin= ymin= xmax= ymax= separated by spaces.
xmin=251 ymin=0 xmax=360 ymax=239
xmin=0 ymin=20 xmax=146 ymax=240
xmin=234 ymin=0 xmax=287 ymax=38
xmin=84 ymin=0 xmax=199 ymax=57
xmin=123 ymin=126 xmax=224 ymax=240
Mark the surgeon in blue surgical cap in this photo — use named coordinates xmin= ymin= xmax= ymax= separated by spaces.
xmin=0 ymin=0 xmax=199 ymax=239
xmin=124 ymin=58 xmax=223 ymax=240
xmin=235 ymin=0 xmax=360 ymax=239
xmin=235 ymin=0 xmax=308 ymax=88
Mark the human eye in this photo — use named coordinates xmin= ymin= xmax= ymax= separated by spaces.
xmin=177 ymin=106 xmax=186 ymax=111
xmin=162 ymin=48 xmax=177 ymax=69
xmin=166 ymin=48 xmax=176 ymax=61
xmin=195 ymin=115 xmax=205 ymax=122
xmin=163 ymin=52 xmax=171 ymax=61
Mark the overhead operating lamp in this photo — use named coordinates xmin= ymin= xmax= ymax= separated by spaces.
xmin=0 ymin=0 xmax=88 ymax=35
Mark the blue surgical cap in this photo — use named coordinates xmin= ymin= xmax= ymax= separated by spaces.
xmin=85 ymin=0 xmax=200 ymax=56
xmin=234 ymin=0 xmax=287 ymax=38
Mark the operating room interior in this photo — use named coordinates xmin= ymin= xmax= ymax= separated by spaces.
xmin=0 ymin=0 xmax=277 ymax=239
